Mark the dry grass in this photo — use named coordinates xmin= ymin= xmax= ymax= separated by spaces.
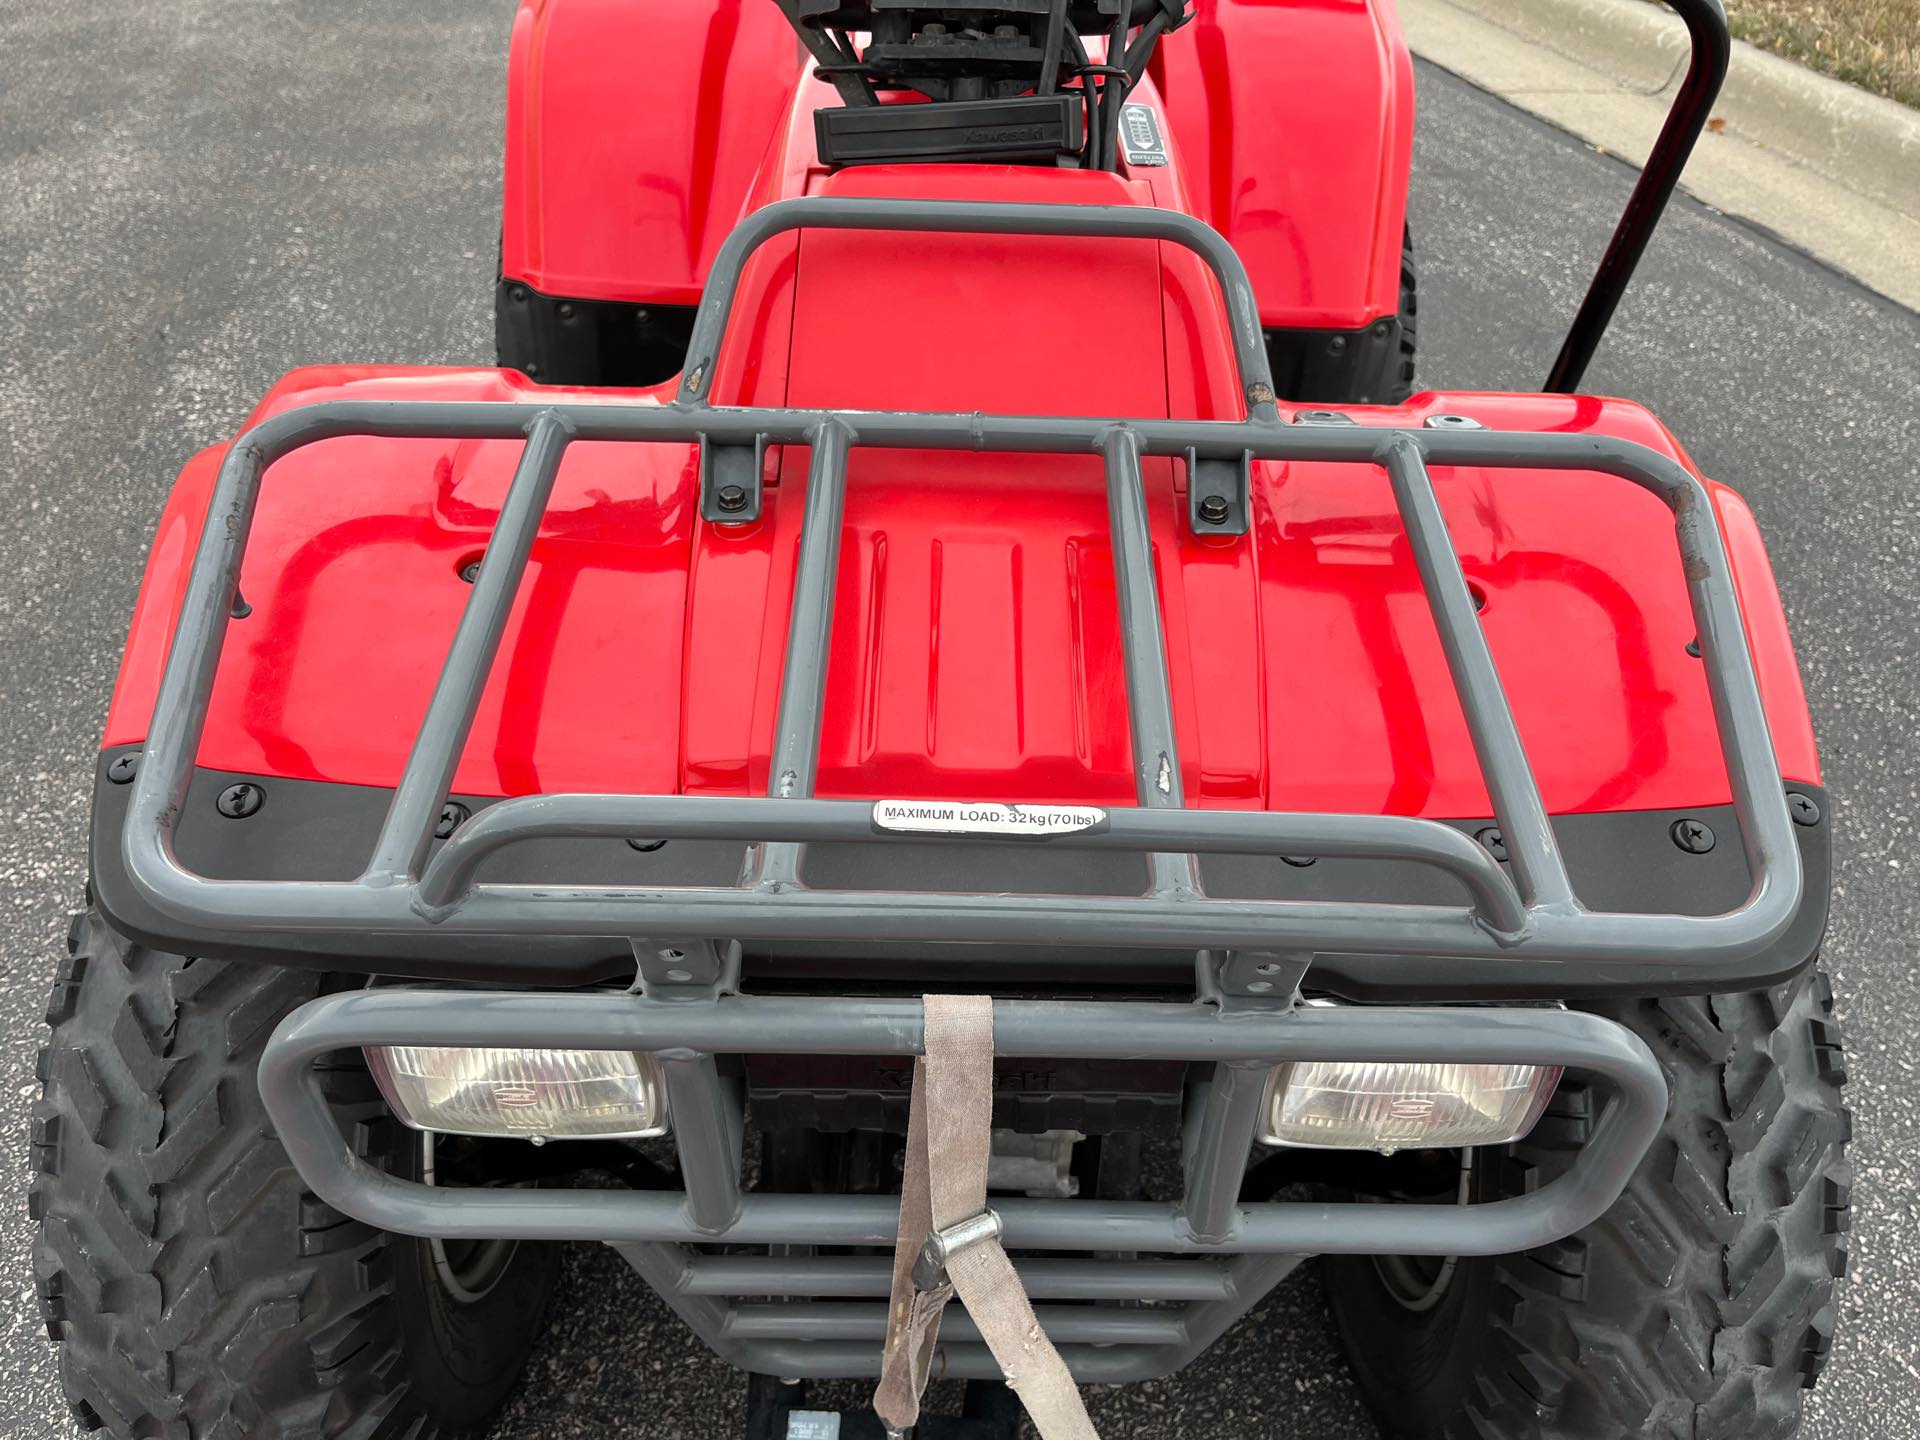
xmin=1720 ymin=0 xmax=1920 ymax=107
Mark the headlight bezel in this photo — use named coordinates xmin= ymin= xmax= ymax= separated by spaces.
xmin=1256 ymin=1058 xmax=1563 ymax=1154
xmin=365 ymin=1044 xmax=671 ymax=1142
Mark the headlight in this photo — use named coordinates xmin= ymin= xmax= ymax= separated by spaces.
xmin=1257 ymin=1060 xmax=1560 ymax=1153
xmin=365 ymin=1046 xmax=670 ymax=1141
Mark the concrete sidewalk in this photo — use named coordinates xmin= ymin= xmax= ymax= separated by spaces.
xmin=1401 ymin=0 xmax=1920 ymax=310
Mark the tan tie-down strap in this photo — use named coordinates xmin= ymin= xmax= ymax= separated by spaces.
xmin=871 ymin=995 xmax=1099 ymax=1440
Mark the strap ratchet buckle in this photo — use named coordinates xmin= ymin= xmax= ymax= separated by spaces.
xmin=910 ymin=1209 xmax=1004 ymax=1292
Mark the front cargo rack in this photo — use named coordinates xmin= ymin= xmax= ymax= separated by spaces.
xmin=121 ymin=197 xmax=1808 ymax=1383
xmin=123 ymin=197 xmax=1802 ymax=977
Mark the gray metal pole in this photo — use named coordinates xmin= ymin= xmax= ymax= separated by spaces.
xmin=1103 ymin=427 xmax=1203 ymax=899
xmin=363 ymin=411 xmax=573 ymax=885
xmin=747 ymin=419 xmax=855 ymax=890
xmin=1376 ymin=434 xmax=1575 ymax=911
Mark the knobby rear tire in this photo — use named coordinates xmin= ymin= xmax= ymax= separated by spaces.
xmin=30 ymin=906 xmax=560 ymax=1439
xmin=1325 ymin=965 xmax=1851 ymax=1440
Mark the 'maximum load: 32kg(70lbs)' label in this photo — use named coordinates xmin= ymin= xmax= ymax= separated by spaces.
xmin=870 ymin=799 xmax=1108 ymax=837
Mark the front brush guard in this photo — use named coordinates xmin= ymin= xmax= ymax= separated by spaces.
xmin=258 ymin=986 xmax=1664 ymax=1383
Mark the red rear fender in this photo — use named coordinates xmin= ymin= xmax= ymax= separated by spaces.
xmin=501 ymin=0 xmax=1415 ymax=337
xmin=105 ymin=373 xmax=1818 ymax=814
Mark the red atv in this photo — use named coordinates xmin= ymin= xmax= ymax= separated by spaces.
xmin=33 ymin=2 xmax=1849 ymax=1438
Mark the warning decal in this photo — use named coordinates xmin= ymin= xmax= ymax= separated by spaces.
xmin=872 ymin=799 xmax=1108 ymax=838
xmin=1120 ymin=103 xmax=1169 ymax=167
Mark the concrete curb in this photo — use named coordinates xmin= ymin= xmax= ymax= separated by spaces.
xmin=1403 ymin=0 xmax=1920 ymax=309
xmin=1435 ymin=0 xmax=1920 ymax=215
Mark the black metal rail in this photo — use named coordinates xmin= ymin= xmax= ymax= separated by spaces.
xmin=1547 ymin=0 xmax=1733 ymax=391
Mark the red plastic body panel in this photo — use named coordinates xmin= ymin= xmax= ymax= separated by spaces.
xmin=500 ymin=0 xmax=1412 ymax=329
xmin=1149 ymin=0 xmax=1415 ymax=328
xmin=105 ymin=371 xmax=1819 ymax=812
xmin=121 ymin=61 xmax=1815 ymax=819
xmin=502 ymin=0 xmax=803 ymax=305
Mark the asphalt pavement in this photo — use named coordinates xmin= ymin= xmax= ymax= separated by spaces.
xmin=2 ymin=3 xmax=1916 ymax=1437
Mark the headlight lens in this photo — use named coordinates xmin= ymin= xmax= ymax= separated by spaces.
xmin=1258 ymin=1060 xmax=1560 ymax=1152
xmin=365 ymin=1045 xmax=670 ymax=1141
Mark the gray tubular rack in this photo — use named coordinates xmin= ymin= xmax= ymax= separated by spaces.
xmin=118 ymin=198 xmax=1801 ymax=1379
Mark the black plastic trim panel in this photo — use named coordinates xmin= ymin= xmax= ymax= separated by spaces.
xmin=90 ymin=749 xmax=1830 ymax=1001
xmin=1263 ymin=319 xmax=1408 ymax=406
xmin=494 ymin=278 xmax=695 ymax=388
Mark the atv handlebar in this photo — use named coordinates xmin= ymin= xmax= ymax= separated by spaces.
xmin=1548 ymin=0 xmax=1732 ymax=392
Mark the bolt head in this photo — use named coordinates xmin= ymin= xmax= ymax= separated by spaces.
xmin=216 ymin=783 xmax=263 ymax=819
xmin=107 ymin=754 xmax=140 ymax=784
xmin=1475 ymin=826 xmax=1509 ymax=862
xmin=458 ymin=559 xmax=482 ymax=584
xmin=1671 ymin=817 xmax=1716 ymax=854
xmin=715 ymin=484 xmax=749 ymax=514
xmin=1197 ymin=494 xmax=1230 ymax=525
xmin=557 ymin=302 xmax=575 ymax=320
xmin=1787 ymin=792 xmax=1822 ymax=827
xmin=435 ymin=802 xmax=470 ymax=840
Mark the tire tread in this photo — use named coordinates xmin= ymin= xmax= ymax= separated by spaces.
xmin=27 ymin=908 xmax=514 ymax=1440
xmin=1466 ymin=967 xmax=1851 ymax=1439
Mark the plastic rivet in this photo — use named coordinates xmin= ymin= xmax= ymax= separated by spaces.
xmin=1787 ymin=793 xmax=1822 ymax=827
xmin=1671 ymin=818 xmax=1716 ymax=854
xmin=216 ymin=783 xmax=264 ymax=819
xmin=1475 ymin=827 xmax=1508 ymax=862
xmin=107 ymin=754 xmax=140 ymax=785
xmin=434 ymin=802 xmax=470 ymax=840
